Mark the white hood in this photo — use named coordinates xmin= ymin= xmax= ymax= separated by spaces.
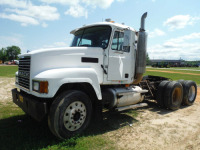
xmin=20 ymin=47 xmax=104 ymax=81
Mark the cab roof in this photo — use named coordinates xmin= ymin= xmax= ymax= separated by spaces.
xmin=70 ymin=22 xmax=136 ymax=34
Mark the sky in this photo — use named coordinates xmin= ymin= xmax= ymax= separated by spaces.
xmin=0 ymin=0 xmax=200 ymax=61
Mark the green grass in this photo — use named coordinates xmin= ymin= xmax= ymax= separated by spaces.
xmin=0 ymin=66 xmax=18 ymax=77
xmin=170 ymin=67 xmax=200 ymax=70
xmin=147 ymin=66 xmax=200 ymax=70
xmin=0 ymin=101 xmax=138 ymax=150
xmin=145 ymin=70 xmax=200 ymax=85
xmin=147 ymin=67 xmax=200 ymax=74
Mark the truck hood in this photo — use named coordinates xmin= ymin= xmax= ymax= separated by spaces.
xmin=19 ymin=47 xmax=104 ymax=82
xmin=21 ymin=47 xmax=102 ymax=56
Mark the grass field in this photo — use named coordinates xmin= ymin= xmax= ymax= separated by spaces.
xmin=0 ymin=66 xmax=18 ymax=77
xmin=147 ymin=67 xmax=200 ymax=74
xmin=0 ymin=101 xmax=137 ymax=150
xmin=145 ymin=67 xmax=200 ymax=85
xmin=170 ymin=67 xmax=200 ymax=70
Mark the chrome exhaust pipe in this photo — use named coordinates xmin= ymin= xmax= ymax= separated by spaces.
xmin=140 ymin=12 xmax=147 ymax=31
xmin=133 ymin=12 xmax=148 ymax=84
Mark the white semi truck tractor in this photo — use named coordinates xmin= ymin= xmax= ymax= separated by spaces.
xmin=12 ymin=12 xmax=197 ymax=139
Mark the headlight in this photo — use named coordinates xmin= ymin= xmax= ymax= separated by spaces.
xmin=32 ymin=80 xmax=48 ymax=94
xmin=33 ymin=81 xmax=40 ymax=91
xmin=16 ymin=76 xmax=19 ymax=84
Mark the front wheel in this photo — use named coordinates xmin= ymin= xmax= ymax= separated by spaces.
xmin=48 ymin=90 xmax=92 ymax=139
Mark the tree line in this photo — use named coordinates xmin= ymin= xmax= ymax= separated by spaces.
xmin=0 ymin=46 xmax=21 ymax=63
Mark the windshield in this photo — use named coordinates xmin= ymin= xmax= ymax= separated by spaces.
xmin=71 ymin=26 xmax=111 ymax=49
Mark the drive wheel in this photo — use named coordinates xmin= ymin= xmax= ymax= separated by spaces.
xmin=156 ymin=80 xmax=170 ymax=107
xmin=164 ymin=81 xmax=183 ymax=110
xmin=177 ymin=79 xmax=186 ymax=105
xmin=182 ymin=80 xmax=197 ymax=106
xmin=48 ymin=90 xmax=92 ymax=139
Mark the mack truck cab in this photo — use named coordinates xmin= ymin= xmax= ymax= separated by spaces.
xmin=12 ymin=12 xmax=197 ymax=139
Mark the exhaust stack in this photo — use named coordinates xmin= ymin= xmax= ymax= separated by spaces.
xmin=140 ymin=12 xmax=147 ymax=31
xmin=133 ymin=12 xmax=148 ymax=84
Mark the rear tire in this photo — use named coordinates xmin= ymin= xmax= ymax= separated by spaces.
xmin=48 ymin=90 xmax=92 ymax=139
xmin=177 ymin=80 xmax=187 ymax=105
xmin=164 ymin=81 xmax=183 ymax=110
xmin=182 ymin=80 xmax=197 ymax=106
xmin=156 ymin=80 xmax=170 ymax=107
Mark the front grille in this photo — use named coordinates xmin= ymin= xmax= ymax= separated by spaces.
xmin=18 ymin=56 xmax=31 ymax=90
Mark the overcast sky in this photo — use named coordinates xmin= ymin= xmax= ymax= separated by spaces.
xmin=0 ymin=0 xmax=200 ymax=60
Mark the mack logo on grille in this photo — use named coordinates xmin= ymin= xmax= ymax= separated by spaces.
xmin=18 ymin=71 xmax=30 ymax=78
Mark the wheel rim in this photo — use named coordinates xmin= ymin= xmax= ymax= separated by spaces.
xmin=172 ymin=87 xmax=181 ymax=105
xmin=63 ymin=101 xmax=86 ymax=131
xmin=188 ymin=86 xmax=195 ymax=102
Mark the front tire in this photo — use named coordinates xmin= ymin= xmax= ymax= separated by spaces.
xmin=48 ymin=90 xmax=92 ymax=139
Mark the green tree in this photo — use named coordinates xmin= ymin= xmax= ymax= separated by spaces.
xmin=0 ymin=48 xmax=8 ymax=63
xmin=146 ymin=53 xmax=151 ymax=65
xmin=6 ymin=45 xmax=21 ymax=61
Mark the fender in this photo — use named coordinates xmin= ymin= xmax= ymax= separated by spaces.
xmin=31 ymin=68 xmax=102 ymax=99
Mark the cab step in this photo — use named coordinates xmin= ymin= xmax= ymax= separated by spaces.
xmin=116 ymin=103 xmax=148 ymax=111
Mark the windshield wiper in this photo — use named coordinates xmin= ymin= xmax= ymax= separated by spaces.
xmin=78 ymin=29 xmax=85 ymax=46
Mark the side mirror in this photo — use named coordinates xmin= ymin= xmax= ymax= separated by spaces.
xmin=123 ymin=30 xmax=135 ymax=52
xmin=124 ymin=30 xmax=131 ymax=47
xmin=123 ymin=30 xmax=134 ymax=47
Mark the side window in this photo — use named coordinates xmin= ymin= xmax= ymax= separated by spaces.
xmin=111 ymin=31 xmax=124 ymax=51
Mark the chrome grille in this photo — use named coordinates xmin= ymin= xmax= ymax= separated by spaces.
xmin=18 ymin=56 xmax=31 ymax=90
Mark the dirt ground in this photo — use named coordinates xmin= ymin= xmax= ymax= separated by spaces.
xmin=0 ymin=78 xmax=15 ymax=103
xmin=0 ymin=78 xmax=200 ymax=150
xmin=107 ymin=87 xmax=200 ymax=150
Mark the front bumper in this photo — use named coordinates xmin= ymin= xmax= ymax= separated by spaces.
xmin=12 ymin=88 xmax=48 ymax=121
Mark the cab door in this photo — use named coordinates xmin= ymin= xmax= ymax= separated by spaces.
xmin=107 ymin=30 xmax=134 ymax=82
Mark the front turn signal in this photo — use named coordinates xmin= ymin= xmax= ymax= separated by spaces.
xmin=39 ymin=81 xmax=48 ymax=94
